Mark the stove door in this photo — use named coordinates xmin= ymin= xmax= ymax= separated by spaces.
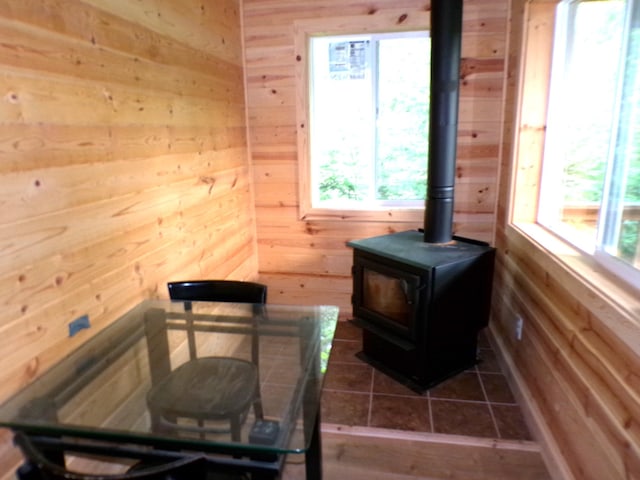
xmin=352 ymin=254 xmax=427 ymax=342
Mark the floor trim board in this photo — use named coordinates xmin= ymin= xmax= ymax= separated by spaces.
xmin=487 ymin=323 xmax=574 ymax=480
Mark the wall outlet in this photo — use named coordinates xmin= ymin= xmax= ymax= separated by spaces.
xmin=515 ymin=315 xmax=524 ymax=341
xmin=69 ymin=315 xmax=91 ymax=337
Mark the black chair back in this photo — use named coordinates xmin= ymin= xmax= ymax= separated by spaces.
xmin=166 ymin=280 xmax=268 ymax=362
xmin=167 ymin=280 xmax=267 ymax=304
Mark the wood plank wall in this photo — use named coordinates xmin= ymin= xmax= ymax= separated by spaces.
xmin=242 ymin=0 xmax=509 ymax=312
xmin=0 ymin=0 xmax=257 ymax=475
xmin=493 ymin=1 xmax=640 ymax=478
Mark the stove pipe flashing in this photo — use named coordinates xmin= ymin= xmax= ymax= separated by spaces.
xmin=423 ymin=0 xmax=463 ymax=244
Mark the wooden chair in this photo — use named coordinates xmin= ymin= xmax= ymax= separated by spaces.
xmin=146 ymin=280 xmax=267 ymax=442
xmin=13 ymin=432 xmax=207 ymax=480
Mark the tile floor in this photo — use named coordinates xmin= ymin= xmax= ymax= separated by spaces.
xmin=321 ymin=320 xmax=532 ymax=440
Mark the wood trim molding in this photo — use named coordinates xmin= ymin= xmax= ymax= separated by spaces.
xmin=488 ymin=321 xmax=574 ymax=480
xmin=510 ymin=0 xmax=558 ymax=225
xmin=293 ymin=12 xmax=430 ymax=222
xmin=313 ymin=423 xmax=550 ymax=480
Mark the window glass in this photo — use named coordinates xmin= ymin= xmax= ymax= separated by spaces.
xmin=539 ymin=0 xmax=640 ymax=282
xmin=598 ymin=0 xmax=640 ymax=270
xmin=309 ymin=32 xmax=430 ymax=209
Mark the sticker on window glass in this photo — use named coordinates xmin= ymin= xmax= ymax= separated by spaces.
xmin=329 ymin=40 xmax=369 ymax=80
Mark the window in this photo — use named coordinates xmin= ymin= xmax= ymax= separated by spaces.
xmin=537 ymin=0 xmax=640 ymax=285
xmin=298 ymin=29 xmax=429 ymax=216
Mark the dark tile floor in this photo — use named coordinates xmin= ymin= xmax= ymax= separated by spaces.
xmin=321 ymin=320 xmax=532 ymax=440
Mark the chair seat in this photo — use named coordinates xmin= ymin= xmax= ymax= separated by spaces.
xmin=147 ymin=357 xmax=258 ymax=420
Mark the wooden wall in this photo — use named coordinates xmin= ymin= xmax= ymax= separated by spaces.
xmin=0 ymin=0 xmax=257 ymax=475
xmin=493 ymin=1 xmax=640 ymax=479
xmin=242 ymin=0 xmax=508 ymax=312
xmin=5 ymin=1 xmax=635 ymax=479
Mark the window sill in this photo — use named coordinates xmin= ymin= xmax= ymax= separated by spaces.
xmin=510 ymin=222 xmax=640 ymax=353
xmin=299 ymin=206 xmax=424 ymax=223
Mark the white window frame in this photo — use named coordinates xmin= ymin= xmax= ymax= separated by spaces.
xmin=294 ymin=13 xmax=430 ymax=222
xmin=594 ymin=0 xmax=640 ymax=285
xmin=308 ymin=31 xmax=430 ymax=210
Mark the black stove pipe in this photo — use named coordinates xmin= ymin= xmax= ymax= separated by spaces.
xmin=423 ymin=0 xmax=463 ymax=244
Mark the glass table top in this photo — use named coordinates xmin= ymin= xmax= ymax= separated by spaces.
xmin=0 ymin=300 xmax=339 ymax=456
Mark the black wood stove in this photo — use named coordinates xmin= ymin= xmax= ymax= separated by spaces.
xmin=347 ymin=0 xmax=496 ymax=393
xmin=348 ymin=231 xmax=495 ymax=392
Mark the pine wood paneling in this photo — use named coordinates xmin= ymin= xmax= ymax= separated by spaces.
xmin=0 ymin=0 xmax=257 ymax=475
xmin=244 ymin=0 xmax=508 ymax=308
xmin=0 ymin=1 xmax=635 ymax=479
xmin=493 ymin=1 xmax=640 ymax=478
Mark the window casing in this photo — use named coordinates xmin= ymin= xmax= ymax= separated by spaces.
xmin=294 ymin=12 xmax=431 ymax=222
xmin=309 ymin=32 xmax=430 ymax=209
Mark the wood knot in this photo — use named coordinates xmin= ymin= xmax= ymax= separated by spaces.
xmin=26 ymin=357 xmax=40 ymax=379
xmin=305 ymin=223 xmax=319 ymax=235
xmin=459 ymin=58 xmax=474 ymax=80
xmin=397 ymin=13 xmax=408 ymax=24
xmin=5 ymin=91 xmax=19 ymax=104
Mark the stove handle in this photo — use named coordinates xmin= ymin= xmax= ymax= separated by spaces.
xmin=401 ymin=280 xmax=425 ymax=306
